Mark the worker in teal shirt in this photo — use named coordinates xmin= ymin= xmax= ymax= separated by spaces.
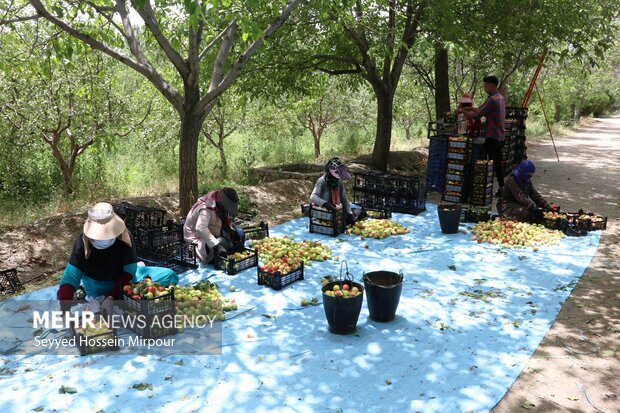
xmin=57 ymin=202 xmax=137 ymax=314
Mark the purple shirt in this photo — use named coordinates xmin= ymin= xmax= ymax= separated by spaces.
xmin=474 ymin=91 xmax=506 ymax=140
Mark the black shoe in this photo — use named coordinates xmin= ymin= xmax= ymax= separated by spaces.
xmin=495 ymin=187 xmax=503 ymax=197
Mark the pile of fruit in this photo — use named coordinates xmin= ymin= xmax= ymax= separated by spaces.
xmin=123 ymin=279 xmax=170 ymax=300
xmin=313 ymin=219 xmax=332 ymax=226
xmin=75 ymin=318 xmax=113 ymax=336
xmin=174 ymin=281 xmax=237 ymax=326
xmin=471 ymin=220 xmax=564 ymax=248
xmin=250 ymin=236 xmax=332 ymax=274
xmin=323 ymin=283 xmax=362 ymax=298
xmin=346 ymin=219 xmax=409 ymax=239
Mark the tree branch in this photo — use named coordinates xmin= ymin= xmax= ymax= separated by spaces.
xmin=390 ymin=0 xmax=428 ymax=88
xmin=196 ymin=0 xmax=304 ymax=115
xmin=132 ymin=0 xmax=188 ymax=77
xmin=199 ymin=18 xmax=237 ymax=62
xmin=0 ymin=14 xmax=40 ymax=25
xmin=29 ymin=0 xmax=184 ymax=113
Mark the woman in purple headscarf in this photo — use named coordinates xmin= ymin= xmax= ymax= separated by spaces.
xmin=497 ymin=159 xmax=552 ymax=223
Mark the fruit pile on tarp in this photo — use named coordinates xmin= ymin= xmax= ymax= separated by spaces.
xmin=250 ymin=236 xmax=332 ymax=274
xmin=471 ymin=220 xmax=564 ymax=248
xmin=174 ymin=281 xmax=237 ymax=329
xmin=346 ymin=219 xmax=410 ymax=239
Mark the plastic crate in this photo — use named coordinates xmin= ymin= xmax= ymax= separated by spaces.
xmin=135 ymin=226 xmax=183 ymax=252
xmin=445 ymin=169 xmax=466 ymax=182
xmin=364 ymin=207 xmax=392 ymax=219
xmin=445 ymin=181 xmax=466 ymax=193
xmin=257 ymin=262 xmax=304 ymax=291
xmin=465 ymin=207 xmax=491 ymax=223
xmin=505 ymin=106 xmax=529 ymax=120
xmin=543 ymin=217 xmax=562 ymax=230
xmin=138 ymin=242 xmax=198 ymax=274
xmin=72 ymin=317 xmax=120 ymax=356
xmin=447 ymin=160 xmax=466 ymax=171
xmin=447 ymin=151 xmax=468 ymax=161
xmin=442 ymin=191 xmax=463 ymax=203
xmin=0 ymin=268 xmax=23 ymax=295
xmin=112 ymin=202 xmax=131 ymax=219
xmin=448 ymin=136 xmax=469 ymax=149
xmin=242 ymin=222 xmax=269 ymax=241
xmin=122 ymin=285 xmax=177 ymax=338
xmin=214 ymin=248 xmax=258 ymax=275
xmin=576 ymin=213 xmax=607 ymax=231
xmin=470 ymin=186 xmax=493 ymax=206
xmin=123 ymin=205 xmax=166 ymax=230
xmin=426 ymin=136 xmax=448 ymax=192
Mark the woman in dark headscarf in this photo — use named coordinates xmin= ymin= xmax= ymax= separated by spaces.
xmin=310 ymin=157 xmax=356 ymax=225
xmin=497 ymin=159 xmax=553 ymax=223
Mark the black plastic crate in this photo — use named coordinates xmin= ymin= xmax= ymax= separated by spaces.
xmin=121 ymin=286 xmax=177 ymax=339
xmin=232 ymin=210 xmax=258 ymax=226
xmin=135 ymin=226 xmax=183 ymax=251
xmin=214 ymin=248 xmax=258 ymax=275
xmin=112 ymin=201 xmax=132 ymax=219
xmin=72 ymin=317 xmax=120 ymax=356
xmin=576 ymin=213 xmax=607 ymax=231
xmin=447 ymin=160 xmax=467 ymax=171
xmin=257 ymin=262 xmax=304 ymax=291
xmin=138 ymin=242 xmax=198 ymax=274
xmin=465 ymin=207 xmax=491 ymax=223
xmin=445 ymin=181 xmax=467 ymax=193
xmin=447 ymin=150 xmax=468 ymax=161
xmin=426 ymin=136 xmax=449 ymax=192
xmin=309 ymin=206 xmax=345 ymax=237
xmin=446 ymin=169 xmax=466 ymax=182
xmin=448 ymin=136 xmax=469 ymax=149
xmin=505 ymin=106 xmax=529 ymax=120
xmin=123 ymin=205 xmax=166 ymax=230
xmin=242 ymin=222 xmax=269 ymax=241
xmin=364 ymin=207 xmax=392 ymax=219
xmin=470 ymin=187 xmax=493 ymax=206
xmin=0 ymin=268 xmax=23 ymax=295
xmin=442 ymin=191 xmax=464 ymax=203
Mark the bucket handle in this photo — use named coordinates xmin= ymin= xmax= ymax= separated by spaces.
xmin=339 ymin=260 xmax=352 ymax=282
xmin=398 ymin=270 xmax=404 ymax=283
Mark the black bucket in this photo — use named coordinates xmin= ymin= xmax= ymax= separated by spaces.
xmin=322 ymin=281 xmax=364 ymax=334
xmin=363 ymin=271 xmax=403 ymax=322
xmin=438 ymin=204 xmax=462 ymax=234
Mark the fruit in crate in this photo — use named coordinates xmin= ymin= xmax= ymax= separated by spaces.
xmin=124 ymin=279 xmax=169 ymax=299
xmin=543 ymin=211 xmax=566 ymax=220
xmin=229 ymin=250 xmax=255 ymax=262
xmin=471 ymin=220 xmax=564 ymax=248
xmin=323 ymin=283 xmax=362 ymax=298
xmin=346 ymin=219 xmax=409 ymax=239
xmin=75 ymin=318 xmax=113 ymax=336
xmin=366 ymin=210 xmax=384 ymax=219
xmin=314 ymin=219 xmax=332 ymax=226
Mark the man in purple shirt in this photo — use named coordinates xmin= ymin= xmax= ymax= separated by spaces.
xmin=465 ymin=75 xmax=506 ymax=195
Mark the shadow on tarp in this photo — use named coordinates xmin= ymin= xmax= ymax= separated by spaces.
xmin=0 ymin=203 xmax=603 ymax=413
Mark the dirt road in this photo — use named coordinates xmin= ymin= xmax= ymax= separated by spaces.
xmin=492 ymin=116 xmax=620 ymax=413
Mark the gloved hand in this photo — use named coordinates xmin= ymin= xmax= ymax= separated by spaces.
xmin=216 ymin=244 xmax=228 ymax=257
xmin=322 ymin=202 xmax=337 ymax=212
xmin=543 ymin=204 xmax=552 ymax=212
xmin=100 ymin=296 xmax=115 ymax=324
xmin=345 ymin=213 xmax=355 ymax=225
xmin=550 ymin=203 xmax=560 ymax=212
xmin=528 ymin=204 xmax=544 ymax=221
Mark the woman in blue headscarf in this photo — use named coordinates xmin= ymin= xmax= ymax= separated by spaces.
xmin=497 ymin=159 xmax=552 ymax=223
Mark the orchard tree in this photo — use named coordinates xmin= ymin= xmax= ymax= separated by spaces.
xmin=18 ymin=0 xmax=303 ymax=213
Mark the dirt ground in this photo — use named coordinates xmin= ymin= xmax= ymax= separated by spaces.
xmin=491 ymin=116 xmax=620 ymax=413
xmin=0 ymin=121 xmax=617 ymax=412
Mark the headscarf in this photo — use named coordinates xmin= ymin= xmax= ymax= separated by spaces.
xmin=513 ymin=159 xmax=536 ymax=189
xmin=324 ymin=157 xmax=351 ymax=188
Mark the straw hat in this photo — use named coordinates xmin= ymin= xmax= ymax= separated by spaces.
xmin=83 ymin=202 xmax=126 ymax=240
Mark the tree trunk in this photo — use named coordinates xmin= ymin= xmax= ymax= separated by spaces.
xmin=179 ymin=111 xmax=201 ymax=215
xmin=48 ymin=142 xmax=75 ymax=195
xmin=313 ymin=132 xmax=321 ymax=157
xmin=218 ymin=144 xmax=228 ymax=178
xmin=371 ymin=88 xmax=394 ymax=171
xmin=571 ymin=103 xmax=580 ymax=124
xmin=554 ymin=104 xmax=561 ymax=123
xmin=404 ymin=123 xmax=412 ymax=141
xmin=434 ymin=47 xmax=451 ymax=120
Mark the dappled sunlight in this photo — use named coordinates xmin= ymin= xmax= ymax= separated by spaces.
xmin=0 ymin=203 xmax=604 ymax=412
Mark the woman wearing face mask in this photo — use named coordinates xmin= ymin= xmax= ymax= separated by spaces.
xmin=183 ymin=187 xmax=245 ymax=264
xmin=497 ymin=159 xmax=554 ymax=223
xmin=57 ymin=202 xmax=137 ymax=315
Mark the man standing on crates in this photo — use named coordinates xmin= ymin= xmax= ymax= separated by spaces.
xmin=463 ymin=75 xmax=506 ymax=196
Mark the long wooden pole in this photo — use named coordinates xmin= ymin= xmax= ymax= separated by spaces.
xmin=535 ymin=83 xmax=560 ymax=162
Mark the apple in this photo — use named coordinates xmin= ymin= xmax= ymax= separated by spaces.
xmin=334 ymin=290 xmax=344 ymax=297
xmin=342 ymin=284 xmax=350 ymax=291
xmin=332 ymin=285 xmax=341 ymax=291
